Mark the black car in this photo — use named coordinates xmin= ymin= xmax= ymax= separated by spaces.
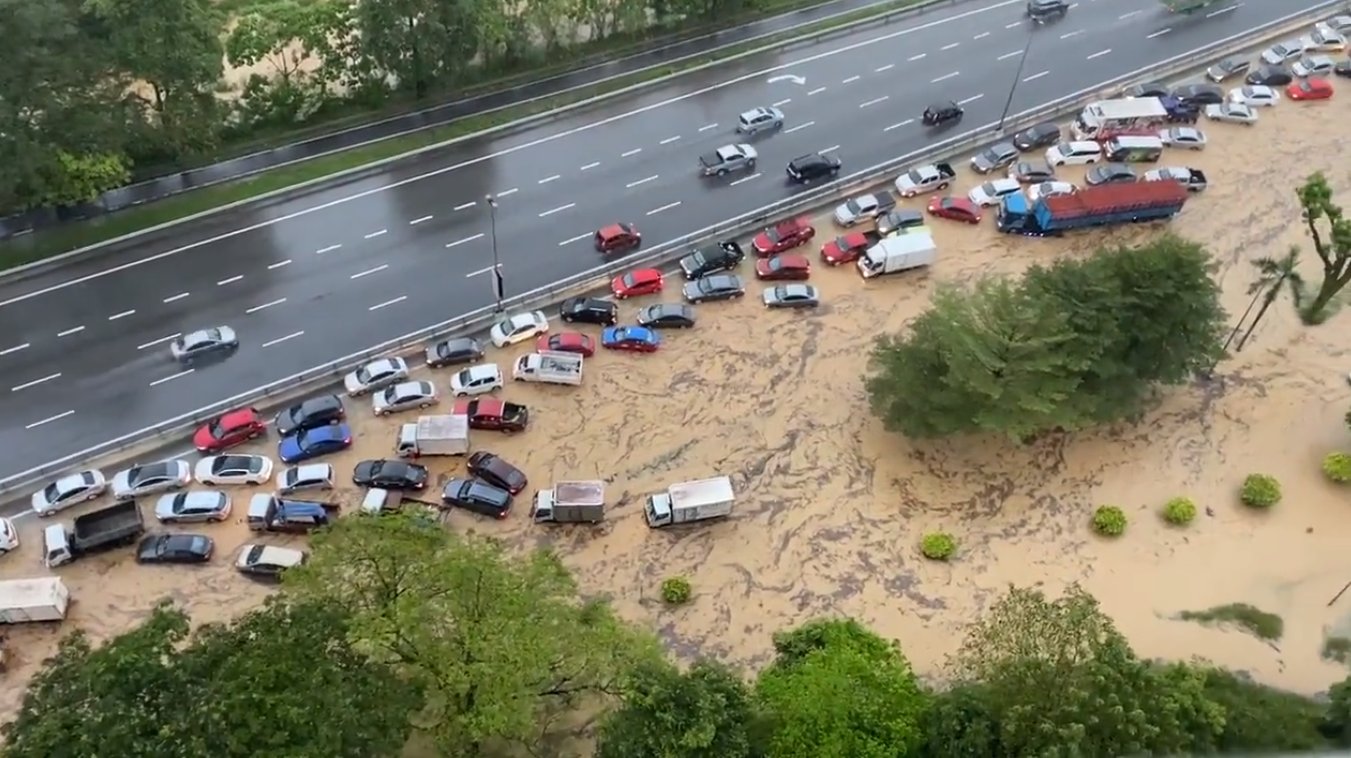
xmin=137 ymin=533 xmax=214 ymax=564
xmin=1335 ymin=61 xmax=1351 ymax=79
xmin=425 ymin=336 xmax=484 ymax=368
xmin=786 ymin=153 xmax=841 ymax=184
xmin=1246 ymin=65 xmax=1293 ymax=86
xmin=970 ymin=142 xmax=1019 ymax=174
xmin=559 ymin=296 xmax=618 ymax=326
xmin=1085 ymin=163 xmax=1137 ymax=186
xmin=1026 ymin=0 xmax=1068 ymax=22
xmin=1120 ymin=81 xmax=1169 ymax=99
xmin=1170 ymin=83 xmax=1224 ymax=105
xmin=678 ymin=240 xmax=744 ymax=279
xmin=1012 ymin=122 xmax=1061 ymax=151
xmin=682 ymin=274 xmax=746 ymax=304
xmin=1206 ymin=57 xmax=1251 ymax=83
xmin=353 ymin=459 xmax=429 ymax=490
xmin=637 ymin=303 xmax=696 ymax=329
xmin=467 ymin=451 xmax=528 ymax=495
xmin=921 ymin=101 xmax=963 ymax=127
xmin=442 ymin=477 xmax=512 ymax=519
xmin=275 ymin=394 xmax=345 ymax=436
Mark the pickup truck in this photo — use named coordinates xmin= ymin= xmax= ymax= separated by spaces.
xmin=893 ymin=162 xmax=956 ymax=197
xmin=679 ymin=240 xmax=745 ymax=279
xmin=452 ymin=397 xmax=529 ymax=432
xmin=360 ymin=487 xmax=446 ymax=519
xmin=246 ymin=494 xmax=339 ymax=533
xmin=1143 ymin=166 xmax=1207 ymax=192
xmin=832 ymin=190 xmax=895 ymax=226
xmin=42 ymin=501 xmax=147 ymax=568
xmin=699 ymin=144 xmax=757 ymax=176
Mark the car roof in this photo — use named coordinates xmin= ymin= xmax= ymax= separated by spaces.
xmin=250 ymin=544 xmax=305 ymax=567
xmin=293 ymin=463 xmax=332 ymax=476
xmin=301 ymin=395 xmax=342 ymax=412
xmin=597 ymin=223 xmax=626 ymax=238
xmin=303 ymin=423 xmax=347 ymax=439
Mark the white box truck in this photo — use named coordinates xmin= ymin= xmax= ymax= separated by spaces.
xmin=856 ymin=233 xmax=937 ymax=279
xmin=532 ymin=480 xmax=606 ymax=523
xmin=645 ymin=476 xmax=735 ymax=528
xmin=396 ymin=414 xmax=470 ymax=458
xmin=513 ymin=351 xmax=583 ymax=385
xmin=0 ymin=577 xmax=70 ymax=623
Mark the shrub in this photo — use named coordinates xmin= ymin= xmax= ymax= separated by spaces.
xmin=1162 ymin=497 xmax=1197 ymax=526
xmin=1092 ymin=505 xmax=1127 ymax=537
xmin=920 ymin=532 xmax=957 ymax=561
xmin=1240 ymin=474 xmax=1282 ymax=508
xmin=1324 ymin=452 xmax=1351 ymax=484
xmin=660 ymin=576 xmax=692 ymax=605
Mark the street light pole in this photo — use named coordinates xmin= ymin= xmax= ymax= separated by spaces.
xmin=485 ymin=194 xmax=504 ymax=312
xmin=997 ymin=29 xmax=1037 ymax=133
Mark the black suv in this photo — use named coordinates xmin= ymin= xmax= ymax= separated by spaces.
xmin=786 ymin=153 xmax=841 ymax=184
xmin=1170 ymin=83 xmax=1223 ymax=105
xmin=679 ymin=240 xmax=745 ymax=279
xmin=1027 ymin=0 xmax=1068 ymax=22
xmin=559 ymin=296 xmax=618 ymax=325
xmin=1245 ymin=66 xmax=1292 ymax=86
xmin=275 ymin=394 xmax=345 ymax=436
xmin=921 ymin=101 xmax=962 ymax=127
xmin=442 ymin=477 xmax=512 ymax=519
xmin=1012 ymin=122 xmax=1061 ymax=151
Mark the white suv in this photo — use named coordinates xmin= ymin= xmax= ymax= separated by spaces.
xmin=1045 ymin=141 xmax=1102 ymax=166
xmin=449 ymin=363 xmax=504 ymax=397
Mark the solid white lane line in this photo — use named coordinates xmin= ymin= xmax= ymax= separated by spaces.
xmin=581 ymin=161 xmax=601 ymax=170
xmin=783 ymin=121 xmax=815 ymax=134
xmin=621 ymin=148 xmax=642 ymax=157
xmin=446 ymin=233 xmax=484 ymax=248
xmin=409 ymin=215 xmax=433 ymax=224
xmin=267 ymin=259 xmax=292 ymax=269
xmin=496 ymin=188 xmax=519 ymax=197
xmin=108 ymin=309 xmax=135 ymax=321
xmin=957 ymin=94 xmax=984 ymax=105
xmin=1147 ymin=28 xmax=1171 ymax=38
xmin=997 ymin=50 xmax=1022 ymax=60
xmin=0 ymin=343 xmax=30 ymax=356
xmin=973 ymin=32 xmax=989 ymax=40
xmin=466 ymin=265 xmax=501 ymax=278
xmin=698 ymin=123 xmax=718 ymax=131
xmin=217 ymin=276 xmax=243 ymax=286
xmin=820 ymin=145 xmax=841 ymax=153
xmin=931 ymin=72 xmax=959 ymax=83
xmin=730 ymin=173 xmax=761 ymax=186
xmin=245 ymin=298 xmax=287 ymax=314
xmin=316 ymin=244 xmax=342 ymax=254
xmin=12 ymin=373 xmax=60 ymax=392
xmin=1086 ymin=49 xmax=1111 ymax=60
xmin=875 ymin=64 xmax=893 ymax=72
xmin=538 ymin=175 xmax=561 ymax=184
xmin=884 ymin=119 xmax=914 ymax=131
xmin=807 ymin=86 xmax=827 ymax=95
xmin=163 ymin=292 xmax=190 ymax=303
xmin=150 ymin=369 xmax=194 ymax=387
xmin=539 ymin=203 xmax=576 ymax=217
xmin=941 ymin=42 xmax=959 ymax=50
xmin=454 ymin=201 xmax=477 ymax=210
xmin=627 ymin=175 xmax=658 ymax=188
xmin=262 ymin=331 xmax=304 ymax=348
xmin=772 ymin=98 xmax=792 ymax=106
xmin=1023 ymin=70 xmax=1049 ymax=82
xmin=368 ymin=296 xmax=407 ymax=311
xmin=908 ymin=53 xmax=926 ymax=61
xmin=364 ymin=229 xmax=387 ymax=239
xmin=841 ymin=75 xmax=860 ymax=84
xmin=57 ymin=327 xmax=85 ymax=337
xmin=26 ymin=410 xmax=73 ymax=429
xmin=646 ymin=201 xmax=682 ymax=216
xmin=350 ymin=264 xmax=388 ymax=280
xmin=1060 ymin=29 xmax=1083 ymax=39
xmin=859 ymin=96 xmax=889 ymax=108
xmin=559 ymin=232 xmax=592 ymax=246
xmin=1119 ymin=10 xmax=1140 ymax=19
xmin=136 ymin=333 xmax=181 ymax=350
xmin=660 ymin=135 xmax=682 ymax=144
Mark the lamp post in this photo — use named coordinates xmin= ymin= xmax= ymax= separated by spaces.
xmin=997 ymin=28 xmax=1037 ymax=133
xmin=485 ymin=194 xmax=504 ymax=312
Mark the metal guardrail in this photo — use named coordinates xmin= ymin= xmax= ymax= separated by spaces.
xmin=0 ymin=0 xmax=1337 ymax=501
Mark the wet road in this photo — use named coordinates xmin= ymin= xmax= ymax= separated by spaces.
xmin=0 ymin=0 xmax=1321 ymax=480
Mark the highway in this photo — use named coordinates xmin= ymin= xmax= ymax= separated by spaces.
xmin=0 ymin=0 xmax=1321 ymax=481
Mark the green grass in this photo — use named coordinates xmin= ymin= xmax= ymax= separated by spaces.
xmin=0 ymin=0 xmax=924 ymax=268
xmin=1178 ymin=603 xmax=1285 ymax=641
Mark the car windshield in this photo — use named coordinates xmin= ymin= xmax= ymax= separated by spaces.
xmin=622 ymin=273 xmax=638 ymax=288
xmin=41 ymin=482 xmax=61 ymax=502
xmin=845 ymin=199 xmax=862 ymax=214
xmin=1298 ymin=81 xmax=1314 ymax=93
xmin=767 ymin=258 xmax=785 ymax=271
xmin=905 ymin=169 xmax=924 ymax=184
xmin=978 ymin=182 xmax=996 ymax=196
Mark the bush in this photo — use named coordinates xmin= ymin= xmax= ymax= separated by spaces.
xmin=1240 ymin=474 xmax=1282 ymax=508
xmin=1092 ymin=505 xmax=1128 ymax=537
xmin=660 ymin=576 xmax=692 ymax=605
xmin=1324 ymin=452 xmax=1351 ymax=484
xmin=1162 ymin=497 xmax=1198 ymax=526
xmin=920 ymin=532 xmax=957 ymax=561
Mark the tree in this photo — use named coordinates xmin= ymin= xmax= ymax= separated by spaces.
xmin=284 ymin=513 xmax=662 ymax=756
xmin=1237 ymin=246 xmax=1304 ymax=351
xmin=354 ymin=0 xmax=484 ymax=99
xmin=1295 ymin=172 xmax=1351 ymax=323
xmin=597 ymin=659 xmax=755 ymax=758
xmin=753 ymin=618 xmax=929 ymax=758
xmin=2 ymin=599 xmax=417 ymax=756
xmin=1196 ymin=666 xmax=1328 ymax=752
xmin=227 ymin=2 xmax=339 ymax=127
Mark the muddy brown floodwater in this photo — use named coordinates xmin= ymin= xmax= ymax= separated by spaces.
xmin=5 ymin=85 xmax=1351 ymax=719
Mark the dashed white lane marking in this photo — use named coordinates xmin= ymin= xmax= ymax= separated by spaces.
xmin=1023 ymin=70 xmax=1049 ymax=82
xmin=772 ymin=98 xmax=792 ymax=106
xmin=26 ymin=410 xmax=73 ymax=429
xmin=108 ymin=309 xmax=135 ymax=321
xmin=820 ymin=145 xmax=841 ymax=154
xmin=57 ymin=327 xmax=85 ymax=337
xmin=538 ymin=175 xmax=561 ymax=184
xmin=496 ymin=188 xmax=519 ymax=197
xmin=931 ymin=72 xmax=959 ymax=83
xmin=1086 ymin=49 xmax=1112 ymax=60
xmin=245 ymin=298 xmax=287 ymax=314
xmin=446 ymin=233 xmax=484 ymax=248
xmin=908 ymin=53 xmax=926 ymax=61
xmin=973 ymin=32 xmax=990 ymax=40
xmin=660 ymin=135 xmax=682 ymax=144
xmin=350 ymin=264 xmax=388 ymax=280
xmin=884 ymin=119 xmax=914 ymax=131
xmin=731 ymin=173 xmax=761 ymax=186
xmin=698 ymin=123 xmax=718 ymax=131
xmin=958 ymin=94 xmax=984 ymax=105
xmin=859 ymin=96 xmax=889 ymax=108
xmin=1119 ymin=10 xmax=1140 ymax=19
xmin=841 ymin=75 xmax=861 ymax=84
xmin=454 ymin=201 xmax=477 ymax=210
xmin=807 ymin=87 xmax=827 ymax=95
xmin=1005 ymin=21 xmax=1020 ymax=28
xmin=875 ymin=64 xmax=894 ymax=72
xmin=539 ymin=203 xmax=576 ymax=217
xmin=262 ymin=331 xmax=304 ymax=348
xmin=997 ymin=50 xmax=1022 ymax=60
xmin=783 ymin=121 xmax=815 ymax=134
xmin=267 ymin=259 xmax=292 ymax=269
xmin=409 ymin=215 xmax=433 ymax=224
xmin=465 ymin=265 xmax=501 ymax=278
xmin=163 ymin=292 xmax=190 ymax=303
xmin=558 ymin=232 xmax=592 ymax=246
xmin=941 ymin=42 xmax=960 ymax=50
xmin=646 ymin=201 xmax=682 ymax=216
xmin=627 ymin=175 xmax=659 ymax=188
xmin=1147 ymin=28 xmax=1171 ymax=38
xmin=12 ymin=373 xmax=60 ymax=392
xmin=621 ymin=148 xmax=642 ymax=157
xmin=136 ymin=333 xmax=181 ymax=350
xmin=1060 ymin=29 xmax=1083 ymax=39
xmin=0 ymin=343 xmax=30 ymax=356
xmin=368 ymin=296 xmax=407 ymax=311
xmin=150 ymin=369 xmax=194 ymax=387
xmin=363 ymin=229 xmax=387 ymax=239
xmin=316 ymin=244 xmax=342 ymax=254
xmin=1206 ymin=5 xmax=1236 ymax=17
xmin=581 ymin=162 xmax=601 ymax=170
xmin=216 ymin=275 xmax=243 ymax=286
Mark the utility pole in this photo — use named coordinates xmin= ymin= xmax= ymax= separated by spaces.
xmin=997 ymin=29 xmax=1037 ymax=133
xmin=485 ymin=194 xmax=504 ymax=312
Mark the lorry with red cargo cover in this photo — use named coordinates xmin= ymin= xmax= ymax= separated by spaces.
xmin=996 ymin=181 xmax=1188 ymax=236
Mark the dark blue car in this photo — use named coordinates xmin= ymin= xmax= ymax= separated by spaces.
xmin=601 ymin=325 xmax=661 ymax=353
xmin=278 ymin=423 xmax=352 ymax=464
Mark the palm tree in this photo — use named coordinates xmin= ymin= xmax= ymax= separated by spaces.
xmin=1237 ymin=247 xmax=1304 ymax=352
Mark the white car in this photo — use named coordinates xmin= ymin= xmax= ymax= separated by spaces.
xmin=1158 ymin=126 xmax=1207 ymax=150
xmin=967 ymin=178 xmax=1023 ymax=208
xmin=1204 ymin=102 xmax=1258 ymax=125
xmin=833 ymin=193 xmax=890 ymax=226
xmin=154 ymin=490 xmax=232 ymax=524
xmin=31 ymin=470 xmax=108 ymax=516
xmin=449 ymin=363 xmax=504 ymax=397
xmin=1321 ymin=16 xmax=1351 ymax=34
xmin=1301 ymin=27 xmax=1346 ymax=52
xmin=1293 ymin=55 xmax=1335 ymax=77
xmin=373 ymin=380 xmax=439 ymax=416
xmin=1228 ymin=85 xmax=1279 ymax=107
xmin=1044 ymin=140 xmax=1102 ymax=166
xmin=111 ymin=460 xmax=191 ymax=501
xmin=1260 ymin=39 xmax=1306 ymax=66
xmin=1143 ymin=166 xmax=1207 ymax=192
xmin=0 ymin=516 xmax=18 ymax=553
xmin=1026 ymin=181 xmax=1077 ymax=203
xmin=194 ymin=454 xmax=273 ymax=486
xmin=343 ymin=357 xmax=410 ymax=396
xmin=275 ymin=463 xmax=336 ymax=495
xmin=236 ymin=543 xmax=307 ymax=580
xmin=489 ymin=311 xmax=549 ymax=348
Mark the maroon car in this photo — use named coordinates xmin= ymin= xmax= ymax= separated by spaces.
xmin=467 ymin=452 xmax=528 ymax=495
xmin=926 ymin=195 xmax=982 ymax=224
xmin=755 ymin=253 xmax=811 ymax=281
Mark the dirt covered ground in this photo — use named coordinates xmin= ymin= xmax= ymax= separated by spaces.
xmin=6 ymin=83 xmax=1351 ymax=714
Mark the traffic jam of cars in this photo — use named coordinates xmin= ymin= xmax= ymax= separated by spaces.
xmin=10 ymin=10 xmax=1346 ymax=584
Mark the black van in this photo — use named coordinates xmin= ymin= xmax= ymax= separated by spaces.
xmin=442 ymin=477 xmax=512 ymax=519
xmin=922 ymin=102 xmax=963 ymax=128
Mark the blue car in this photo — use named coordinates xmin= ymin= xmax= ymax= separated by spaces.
xmin=278 ymin=423 xmax=353 ymax=464
xmin=601 ymin=325 xmax=662 ymax=353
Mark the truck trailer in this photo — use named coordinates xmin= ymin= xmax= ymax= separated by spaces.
xmin=532 ymin=480 xmax=606 ymax=523
xmin=857 ymin=233 xmax=937 ymax=279
xmin=396 ymin=414 xmax=470 ymax=458
xmin=996 ymin=181 xmax=1188 ymax=236
xmin=1073 ymin=97 xmax=1172 ymax=139
xmin=513 ymin=351 xmax=583 ymax=385
xmin=0 ymin=577 xmax=70 ymax=623
xmin=43 ymin=501 xmax=146 ymax=568
xmin=645 ymin=476 xmax=735 ymax=528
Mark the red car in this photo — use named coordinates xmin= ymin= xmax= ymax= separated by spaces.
xmin=537 ymin=331 xmax=596 ymax=357
xmin=751 ymin=217 xmax=815 ymax=256
xmin=820 ymin=232 xmax=872 ymax=266
xmin=611 ymin=268 xmax=663 ymax=299
xmin=595 ymin=223 xmax=641 ymax=254
xmin=452 ymin=398 xmax=529 ymax=432
xmin=193 ymin=407 xmax=266 ymax=453
xmin=927 ymin=196 xmax=982 ymax=224
xmin=1288 ymin=78 xmax=1333 ymax=101
xmin=755 ymin=253 xmax=811 ymax=280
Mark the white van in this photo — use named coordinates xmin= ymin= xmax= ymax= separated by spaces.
xmin=1045 ymin=140 xmax=1103 ymax=166
xmin=1103 ymin=135 xmax=1164 ymax=163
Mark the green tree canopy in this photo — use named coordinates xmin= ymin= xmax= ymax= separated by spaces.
xmin=597 ymin=659 xmax=755 ymax=758
xmin=1295 ymin=172 xmax=1351 ymax=323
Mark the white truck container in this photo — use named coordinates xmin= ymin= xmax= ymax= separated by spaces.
xmin=0 ymin=577 xmax=70 ymax=623
xmin=396 ymin=414 xmax=469 ymax=458
xmin=532 ymin=480 xmax=606 ymax=523
xmin=645 ymin=476 xmax=735 ymax=528
xmin=360 ymin=488 xmax=445 ymax=517
xmin=512 ymin=351 xmax=583 ymax=385
xmin=857 ymin=233 xmax=937 ymax=279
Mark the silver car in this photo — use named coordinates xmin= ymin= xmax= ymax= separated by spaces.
xmin=1260 ymin=39 xmax=1306 ymax=66
xmin=736 ymin=106 xmax=785 ymax=135
xmin=154 ymin=490 xmax=232 ymax=524
xmin=762 ymin=284 xmax=820 ymax=309
xmin=31 ymin=470 xmax=108 ymax=516
xmin=111 ymin=459 xmax=192 ymax=501
xmin=1158 ymin=126 xmax=1207 ymax=150
xmin=275 ymin=463 xmax=336 ymax=495
xmin=373 ymin=380 xmax=439 ymax=416
xmin=1292 ymin=54 xmax=1335 ymax=77
xmin=699 ymin=144 xmax=758 ymax=176
xmin=170 ymin=326 xmax=238 ymax=364
xmin=1204 ymin=102 xmax=1258 ymax=125
xmin=488 ymin=311 xmax=549 ymax=348
xmin=343 ymin=357 xmax=410 ymax=396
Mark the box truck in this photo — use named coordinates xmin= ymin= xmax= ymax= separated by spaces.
xmin=532 ymin=480 xmax=606 ymax=523
xmin=857 ymin=233 xmax=937 ymax=279
xmin=43 ymin=501 xmax=146 ymax=568
xmin=0 ymin=577 xmax=70 ymax=623
xmin=396 ymin=414 xmax=470 ymax=458
xmin=645 ymin=476 xmax=735 ymax=528
xmin=996 ymin=181 xmax=1188 ymax=236
xmin=513 ymin=351 xmax=583 ymax=385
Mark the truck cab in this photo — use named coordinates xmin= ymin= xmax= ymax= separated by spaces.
xmin=247 ymin=494 xmax=337 ymax=533
xmin=42 ymin=526 xmax=73 ymax=569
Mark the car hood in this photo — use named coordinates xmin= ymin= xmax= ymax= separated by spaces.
xmin=191 ymin=424 xmax=215 ymax=449
xmin=111 ymin=470 xmax=134 ymax=493
xmin=342 ymin=372 xmax=365 ymax=393
xmin=154 ymin=496 xmax=180 ymax=520
xmin=278 ymin=436 xmax=305 ymax=461
xmin=832 ymin=204 xmax=855 ymax=222
xmin=971 ymin=155 xmax=996 ymax=171
xmin=192 ymin=459 xmax=218 ymax=481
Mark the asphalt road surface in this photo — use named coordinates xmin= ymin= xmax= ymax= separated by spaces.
xmin=0 ymin=0 xmax=1320 ymax=481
